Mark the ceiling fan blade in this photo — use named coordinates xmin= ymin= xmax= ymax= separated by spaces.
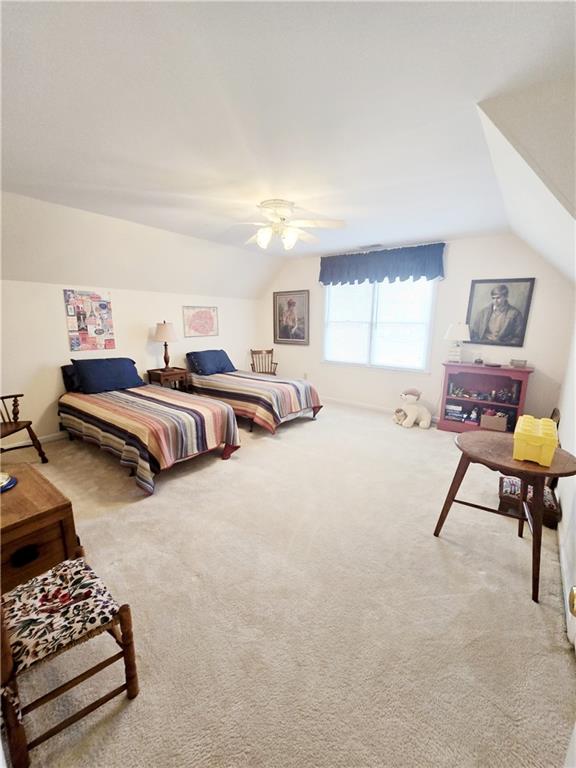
xmin=231 ymin=221 xmax=269 ymax=227
xmin=290 ymin=219 xmax=345 ymax=229
xmin=260 ymin=210 xmax=283 ymax=223
xmin=292 ymin=228 xmax=319 ymax=243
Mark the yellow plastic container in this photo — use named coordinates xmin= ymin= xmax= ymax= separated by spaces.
xmin=513 ymin=415 xmax=558 ymax=466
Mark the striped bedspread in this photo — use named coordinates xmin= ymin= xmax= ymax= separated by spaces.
xmin=187 ymin=371 xmax=322 ymax=433
xmin=58 ymin=386 xmax=240 ymax=493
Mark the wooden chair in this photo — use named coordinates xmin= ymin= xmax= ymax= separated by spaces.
xmin=250 ymin=349 xmax=278 ymax=375
xmin=1 ymin=558 xmax=139 ymax=768
xmin=498 ymin=408 xmax=561 ymax=532
xmin=1 ymin=394 xmax=48 ymax=464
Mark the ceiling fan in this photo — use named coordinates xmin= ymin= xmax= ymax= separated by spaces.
xmin=244 ymin=199 xmax=344 ymax=250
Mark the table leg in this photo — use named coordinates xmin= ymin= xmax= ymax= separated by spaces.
xmin=530 ymin=476 xmax=545 ymax=603
xmin=517 ymin=478 xmax=528 ymax=538
xmin=433 ymin=454 xmax=471 ymax=537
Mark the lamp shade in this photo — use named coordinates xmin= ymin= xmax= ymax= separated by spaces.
xmin=153 ymin=321 xmax=177 ymax=343
xmin=444 ymin=323 xmax=470 ymax=342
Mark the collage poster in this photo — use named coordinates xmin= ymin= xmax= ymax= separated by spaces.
xmin=63 ymin=289 xmax=116 ymax=351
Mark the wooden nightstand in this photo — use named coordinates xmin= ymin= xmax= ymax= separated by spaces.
xmin=147 ymin=367 xmax=188 ymax=389
xmin=1 ymin=464 xmax=82 ymax=593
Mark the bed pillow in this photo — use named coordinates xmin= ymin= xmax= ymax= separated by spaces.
xmin=186 ymin=350 xmax=236 ymax=376
xmin=71 ymin=358 xmax=145 ymax=394
xmin=61 ymin=364 xmax=83 ymax=392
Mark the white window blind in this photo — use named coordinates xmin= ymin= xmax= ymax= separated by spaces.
xmin=324 ymin=278 xmax=435 ymax=370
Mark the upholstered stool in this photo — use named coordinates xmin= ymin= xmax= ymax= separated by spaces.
xmin=1 ymin=558 xmax=138 ymax=768
xmin=498 ymin=475 xmax=561 ymax=530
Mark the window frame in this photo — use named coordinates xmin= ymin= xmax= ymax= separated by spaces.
xmin=322 ymin=278 xmax=438 ymax=374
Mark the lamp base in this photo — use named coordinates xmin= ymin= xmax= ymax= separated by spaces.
xmin=446 ymin=342 xmax=463 ymax=363
xmin=163 ymin=342 xmax=170 ymax=370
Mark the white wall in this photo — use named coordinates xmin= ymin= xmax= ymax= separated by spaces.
xmin=2 ymin=192 xmax=281 ymax=299
xmin=255 ymin=233 xmax=574 ymax=419
xmin=557 ymin=326 xmax=576 ymax=647
xmin=1 ymin=280 xmax=256 ymax=440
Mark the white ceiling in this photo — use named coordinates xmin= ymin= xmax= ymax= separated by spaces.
xmin=2 ymin=2 xmax=574 ymax=258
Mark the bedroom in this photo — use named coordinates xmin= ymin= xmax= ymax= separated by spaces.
xmin=1 ymin=2 xmax=575 ymax=767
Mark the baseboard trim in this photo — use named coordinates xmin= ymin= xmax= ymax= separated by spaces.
xmin=321 ymin=396 xmax=439 ymax=422
xmin=558 ymin=525 xmax=576 ymax=652
xmin=4 ymin=431 xmax=66 ymax=450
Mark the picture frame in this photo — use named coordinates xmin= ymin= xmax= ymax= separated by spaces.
xmin=183 ymin=306 xmax=219 ymax=337
xmin=465 ymin=278 xmax=535 ymax=348
xmin=273 ymin=290 xmax=309 ymax=345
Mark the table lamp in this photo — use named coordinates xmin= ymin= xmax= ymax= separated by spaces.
xmin=444 ymin=323 xmax=470 ymax=363
xmin=153 ymin=321 xmax=177 ymax=369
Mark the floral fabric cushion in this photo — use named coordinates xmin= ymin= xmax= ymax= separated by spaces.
xmin=2 ymin=559 xmax=120 ymax=674
xmin=500 ymin=476 xmax=557 ymax=511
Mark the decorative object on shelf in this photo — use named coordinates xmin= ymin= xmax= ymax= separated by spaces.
xmin=510 ymin=359 xmax=527 ymax=368
xmin=474 ymin=358 xmax=483 ymax=364
xmin=392 ymin=389 xmax=432 ymax=429
xmin=183 ymin=306 xmax=218 ymax=337
xmin=63 ymin=289 xmax=115 ymax=352
xmin=273 ymin=290 xmax=309 ymax=345
xmin=465 ymin=278 xmax=535 ymax=347
xmin=444 ymin=323 xmax=470 ymax=363
xmin=243 ymin=199 xmax=344 ymax=251
xmin=152 ymin=321 xmax=178 ymax=369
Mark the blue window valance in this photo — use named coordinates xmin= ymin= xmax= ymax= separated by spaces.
xmin=319 ymin=242 xmax=445 ymax=286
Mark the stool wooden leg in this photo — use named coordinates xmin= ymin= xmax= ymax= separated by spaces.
xmin=530 ymin=476 xmax=545 ymax=603
xmin=434 ymin=454 xmax=471 ymax=537
xmin=2 ymin=615 xmax=30 ymax=768
xmin=118 ymin=605 xmax=139 ymax=699
xmin=1 ymin=686 xmax=30 ymax=768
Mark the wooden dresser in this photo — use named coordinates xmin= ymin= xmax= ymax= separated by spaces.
xmin=1 ymin=463 xmax=82 ymax=593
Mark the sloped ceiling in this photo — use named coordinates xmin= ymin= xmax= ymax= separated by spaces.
xmin=479 ymin=81 xmax=575 ymax=283
xmin=2 ymin=2 xmax=574 ymax=283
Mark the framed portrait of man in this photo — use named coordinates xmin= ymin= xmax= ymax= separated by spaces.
xmin=466 ymin=278 xmax=535 ymax=347
xmin=273 ymin=290 xmax=309 ymax=345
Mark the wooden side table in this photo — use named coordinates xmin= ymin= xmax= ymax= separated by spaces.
xmin=433 ymin=432 xmax=576 ymax=602
xmin=147 ymin=367 xmax=188 ymax=389
xmin=1 ymin=464 xmax=82 ymax=593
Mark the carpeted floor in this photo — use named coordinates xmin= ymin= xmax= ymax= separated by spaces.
xmin=4 ymin=403 xmax=575 ymax=768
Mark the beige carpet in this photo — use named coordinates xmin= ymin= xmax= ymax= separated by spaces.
xmin=4 ymin=403 xmax=575 ymax=768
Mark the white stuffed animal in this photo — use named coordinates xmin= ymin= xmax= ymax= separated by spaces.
xmin=393 ymin=389 xmax=432 ymax=429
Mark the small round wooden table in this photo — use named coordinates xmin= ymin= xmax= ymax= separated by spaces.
xmin=433 ymin=431 xmax=576 ymax=602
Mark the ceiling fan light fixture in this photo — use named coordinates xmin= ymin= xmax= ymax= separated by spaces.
xmin=256 ymin=226 xmax=273 ymax=249
xmin=281 ymin=226 xmax=299 ymax=250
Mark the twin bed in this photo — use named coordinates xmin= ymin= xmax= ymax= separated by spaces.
xmin=58 ymin=355 xmax=322 ymax=493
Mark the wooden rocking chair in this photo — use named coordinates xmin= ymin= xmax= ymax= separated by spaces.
xmin=1 ymin=394 xmax=48 ymax=464
xmin=250 ymin=349 xmax=278 ymax=376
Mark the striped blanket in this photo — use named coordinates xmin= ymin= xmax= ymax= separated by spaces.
xmin=187 ymin=371 xmax=322 ymax=433
xmin=58 ymin=386 xmax=240 ymax=493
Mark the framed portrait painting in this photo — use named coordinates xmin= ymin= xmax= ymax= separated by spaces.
xmin=183 ymin=306 xmax=219 ymax=337
xmin=273 ymin=290 xmax=309 ymax=345
xmin=466 ymin=278 xmax=535 ymax=347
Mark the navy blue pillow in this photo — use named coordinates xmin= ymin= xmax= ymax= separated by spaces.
xmin=186 ymin=350 xmax=236 ymax=376
xmin=61 ymin=364 xmax=83 ymax=392
xmin=71 ymin=358 xmax=145 ymax=394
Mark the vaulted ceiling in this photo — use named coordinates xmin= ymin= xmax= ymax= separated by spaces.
xmin=2 ymin=2 xmax=574 ymax=260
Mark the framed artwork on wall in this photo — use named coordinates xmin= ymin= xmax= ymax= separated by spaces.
xmin=466 ymin=278 xmax=535 ymax=347
xmin=63 ymin=289 xmax=115 ymax=351
xmin=183 ymin=306 xmax=219 ymax=337
xmin=273 ymin=290 xmax=309 ymax=345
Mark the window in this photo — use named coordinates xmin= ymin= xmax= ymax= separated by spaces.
xmin=324 ymin=278 xmax=436 ymax=370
